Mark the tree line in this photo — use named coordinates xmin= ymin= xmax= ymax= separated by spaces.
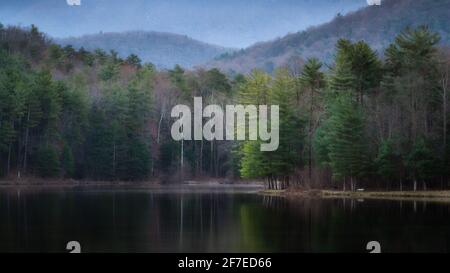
xmin=0 ymin=23 xmax=449 ymax=191
xmin=239 ymin=26 xmax=450 ymax=191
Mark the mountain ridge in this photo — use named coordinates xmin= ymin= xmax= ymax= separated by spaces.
xmin=56 ymin=30 xmax=234 ymax=69
xmin=208 ymin=0 xmax=450 ymax=74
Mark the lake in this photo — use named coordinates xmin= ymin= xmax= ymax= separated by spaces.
xmin=0 ymin=184 xmax=450 ymax=253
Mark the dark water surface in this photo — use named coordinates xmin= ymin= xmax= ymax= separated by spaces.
xmin=1 ymin=184 xmax=450 ymax=253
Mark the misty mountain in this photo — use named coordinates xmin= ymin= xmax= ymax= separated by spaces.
xmin=209 ymin=0 xmax=450 ymax=74
xmin=0 ymin=0 xmax=366 ymax=48
xmin=56 ymin=31 xmax=232 ymax=69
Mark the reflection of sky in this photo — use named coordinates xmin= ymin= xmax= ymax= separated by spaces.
xmin=0 ymin=0 xmax=367 ymax=48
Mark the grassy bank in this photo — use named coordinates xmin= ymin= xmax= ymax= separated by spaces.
xmin=260 ymin=189 xmax=450 ymax=202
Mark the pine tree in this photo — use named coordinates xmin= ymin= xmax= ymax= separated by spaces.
xmin=375 ymin=139 xmax=403 ymax=190
xmin=329 ymin=39 xmax=356 ymax=95
xmin=0 ymin=50 xmax=27 ymax=175
xmin=240 ymin=140 xmax=268 ymax=178
xmin=299 ymin=58 xmax=325 ymax=180
xmin=126 ymin=137 xmax=150 ymax=180
xmin=384 ymin=26 xmax=440 ymax=143
xmin=326 ymin=94 xmax=368 ymax=191
xmin=126 ymin=54 xmax=142 ymax=68
xmin=406 ymin=138 xmax=436 ymax=191
xmin=269 ymin=69 xmax=305 ymax=188
xmin=329 ymin=39 xmax=381 ymax=104
xmin=86 ymin=105 xmax=115 ymax=180
xmin=61 ymin=143 xmax=75 ymax=178
xmin=329 ymin=58 xmax=356 ymax=95
xmin=36 ymin=145 xmax=60 ymax=178
xmin=240 ymin=69 xmax=304 ymax=189
xmin=350 ymin=41 xmax=382 ymax=105
xmin=238 ymin=70 xmax=271 ymax=105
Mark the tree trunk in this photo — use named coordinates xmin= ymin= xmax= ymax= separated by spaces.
xmin=308 ymin=87 xmax=313 ymax=181
xmin=210 ymin=140 xmax=214 ymax=176
xmin=7 ymin=142 xmax=12 ymax=176
xmin=215 ymin=140 xmax=219 ymax=177
xmin=442 ymin=63 xmax=448 ymax=147
xmin=157 ymin=110 xmax=164 ymax=144
xmin=23 ymin=109 xmax=31 ymax=173
xmin=443 ymin=83 xmax=447 ymax=147
xmin=200 ymin=139 xmax=203 ymax=175
xmin=112 ymin=142 xmax=116 ymax=177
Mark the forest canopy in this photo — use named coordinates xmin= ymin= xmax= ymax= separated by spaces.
xmin=0 ymin=23 xmax=449 ymax=192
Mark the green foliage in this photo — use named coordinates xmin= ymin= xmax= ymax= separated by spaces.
xmin=240 ymin=69 xmax=305 ymax=187
xmin=313 ymin=120 xmax=331 ymax=167
xmin=329 ymin=58 xmax=356 ymax=94
xmin=405 ymin=138 xmax=436 ymax=182
xmin=126 ymin=54 xmax=142 ymax=68
xmin=238 ymin=70 xmax=271 ymax=105
xmin=386 ymin=26 xmax=440 ymax=72
xmin=205 ymin=68 xmax=231 ymax=94
xmin=240 ymin=140 xmax=268 ymax=178
xmin=375 ymin=139 xmax=402 ymax=182
xmin=300 ymin=58 xmax=325 ymax=90
xmin=329 ymin=39 xmax=382 ymax=103
xmin=318 ymin=94 xmax=369 ymax=181
xmin=99 ymin=63 xmax=120 ymax=81
xmin=61 ymin=144 xmax=75 ymax=178
xmin=169 ymin=65 xmax=187 ymax=92
xmin=0 ymin=23 xmax=449 ymax=191
xmin=126 ymin=138 xmax=150 ymax=180
xmin=159 ymin=142 xmax=176 ymax=174
xmin=36 ymin=145 xmax=60 ymax=178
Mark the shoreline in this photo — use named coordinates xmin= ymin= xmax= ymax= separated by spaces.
xmin=3 ymin=179 xmax=449 ymax=202
xmin=0 ymin=178 xmax=263 ymax=189
xmin=259 ymin=189 xmax=450 ymax=202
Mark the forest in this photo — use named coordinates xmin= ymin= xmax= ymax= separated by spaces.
xmin=0 ymin=23 xmax=449 ymax=192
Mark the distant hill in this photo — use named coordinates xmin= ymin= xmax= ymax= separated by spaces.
xmin=1 ymin=0 xmax=366 ymax=48
xmin=208 ymin=0 xmax=450 ymax=74
xmin=56 ymin=31 xmax=233 ymax=69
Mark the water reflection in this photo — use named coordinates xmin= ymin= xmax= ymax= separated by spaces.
xmin=0 ymin=187 xmax=450 ymax=252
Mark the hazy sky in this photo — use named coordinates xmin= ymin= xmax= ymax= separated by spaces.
xmin=0 ymin=0 xmax=367 ymax=48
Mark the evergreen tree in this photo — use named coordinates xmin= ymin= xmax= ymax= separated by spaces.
xmin=325 ymin=94 xmax=369 ymax=190
xmin=36 ymin=145 xmax=60 ymax=178
xmin=126 ymin=138 xmax=150 ymax=180
xmin=406 ymin=138 xmax=436 ymax=191
xmin=299 ymin=58 xmax=325 ymax=180
xmin=384 ymin=26 xmax=440 ymax=143
xmin=329 ymin=39 xmax=356 ymax=95
xmin=169 ymin=65 xmax=188 ymax=92
xmin=375 ymin=139 xmax=403 ymax=190
xmin=330 ymin=39 xmax=381 ymax=104
xmin=240 ymin=69 xmax=304 ymax=189
xmin=238 ymin=70 xmax=271 ymax=105
xmin=61 ymin=143 xmax=75 ymax=178
xmin=126 ymin=54 xmax=142 ymax=68
xmin=86 ymin=105 xmax=115 ymax=180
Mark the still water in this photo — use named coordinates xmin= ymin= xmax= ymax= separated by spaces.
xmin=0 ymin=184 xmax=450 ymax=253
